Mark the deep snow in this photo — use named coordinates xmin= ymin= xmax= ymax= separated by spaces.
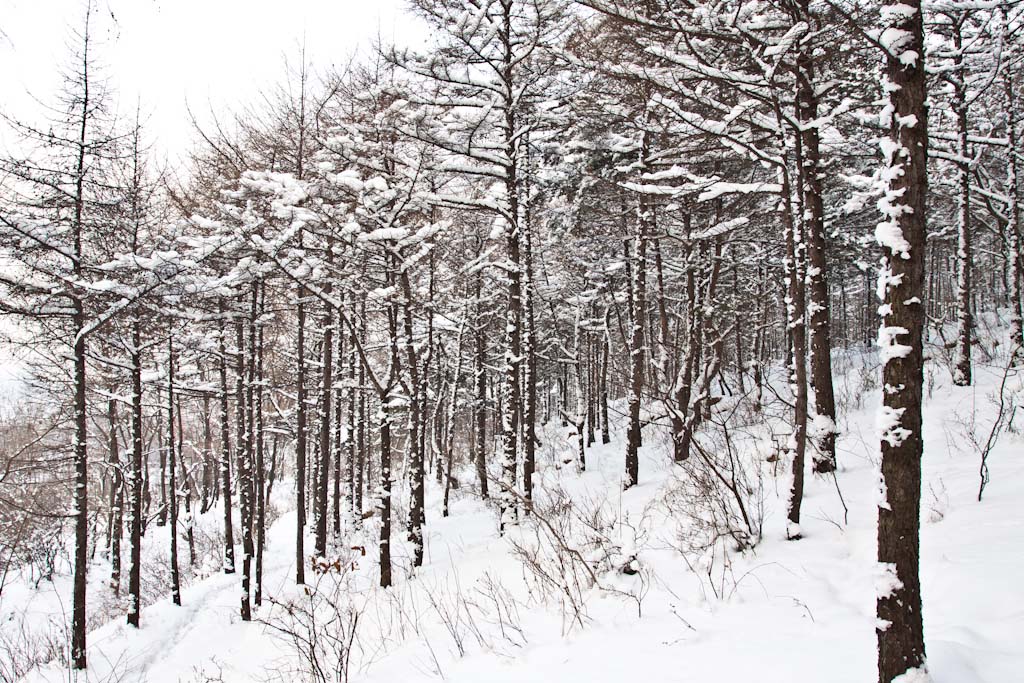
xmin=5 ymin=351 xmax=1023 ymax=683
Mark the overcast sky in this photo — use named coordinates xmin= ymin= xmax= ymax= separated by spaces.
xmin=0 ymin=0 xmax=428 ymax=399
xmin=0 ymin=0 xmax=427 ymax=163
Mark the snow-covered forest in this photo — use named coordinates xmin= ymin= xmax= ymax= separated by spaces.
xmin=1 ymin=0 xmax=1022 ymax=681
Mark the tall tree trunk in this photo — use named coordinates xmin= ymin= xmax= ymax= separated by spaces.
xmin=442 ymin=319 xmax=466 ymax=518
xmin=107 ymin=398 xmax=122 ymax=595
xmin=1004 ymin=61 xmax=1024 ymax=356
xmin=347 ymin=310 xmax=357 ymax=515
xmin=236 ymin=317 xmax=254 ymax=622
xmin=178 ymin=397 xmax=195 ymax=568
xmin=794 ymin=2 xmax=838 ymax=472
xmin=953 ymin=18 xmax=973 ymax=386
xmin=400 ymin=268 xmax=426 ymax=568
xmin=295 ymin=284 xmax=307 ymax=583
xmin=600 ymin=314 xmax=611 ymax=445
xmin=625 ymin=130 xmax=651 ymax=490
xmin=254 ymin=286 xmax=266 ymax=607
xmin=200 ymin=380 xmax=214 ymax=513
xmin=316 ymin=287 xmax=333 ymax=557
xmin=167 ymin=338 xmax=182 ymax=606
xmin=673 ymin=239 xmax=697 ymax=463
xmin=157 ymin=388 xmax=168 ymax=528
xmin=127 ymin=322 xmax=144 ymax=627
xmin=783 ymin=171 xmax=808 ymax=540
xmin=356 ymin=319 xmax=366 ymax=516
xmin=876 ymin=1 xmax=928 ymax=679
xmin=378 ymin=391 xmax=393 ymax=588
xmin=332 ymin=313 xmax=344 ymax=538
xmin=498 ymin=4 xmax=522 ymax=532
xmin=218 ymin=316 xmax=236 ymax=575
xmin=522 ymin=192 xmax=538 ymax=508
xmin=71 ymin=297 xmax=88 ymax=669
xmin=474 ymin=270 xmax=489 ymax=499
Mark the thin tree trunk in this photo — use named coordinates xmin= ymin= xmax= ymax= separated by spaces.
xmin=295 ymin=284 xmax=307 ymax=583
xmin=600 ymin=314 xmax=611 ymax=445
xmin=127 ymin=321 xmax=144 ymax=627
xmin=1004 ymin=61 xmax=1024 ymax=355
xmin=474 ymin=270 xmax=489 ymax=499
xmin=400 ymin=268 xmax=426 ymax=568
xmin=378 ymin=391 xmax=393 ymax=588
xmin=218 ymin=316 xmax=236 ymax=575
xmin=316 ymin=284 xmax=333 ymax=557
xmin=167 ymin=338 xmax=182 ymax=606
xmin=625 ymin=129 xmax=651 ymax=489
xmin=254 ymin=286 xmax=266 ymax=607
xmin=523 ymin=195 xmax=538 ymax=508
xmin=953 ymin=18 xmax=973 ymax=386
xmin=107 ymin=398 xmax=122 ymax=595
xmin=236 ymin=316 xmax=253 ymax=622
xmin=794 ymin=3 xmax=838 ymax=472
xmin=782 ymin=170 xmax=808 ymax=539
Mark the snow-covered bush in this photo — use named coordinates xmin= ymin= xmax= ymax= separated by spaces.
xmin=508 ymin=485 xmax=650 ymax=632
xmin=262 ymin=550 xmax=368 ymax=683
xmin=657 ymin=407 xmax=766 ymax=600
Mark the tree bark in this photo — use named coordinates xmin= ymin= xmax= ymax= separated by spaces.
xmin=783 ymin=172 xmax=808 ymax=540
xmin=167 ymin=338 xmax=182 ymax=606
xmin=875 ymin=2 xmax=928 ymax=678
xmin=218 ymin=315 xmax=236 ymax=575
xmin=952 ymin=18 xmax=973 ymax=386
xmin=127 ymin=322 xmax=144 ymax=627
xmin=794 ymin=2 xmax=838 ymax=472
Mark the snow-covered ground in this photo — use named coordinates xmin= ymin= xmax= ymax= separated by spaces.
xmin=5 ymin=351 xmax=1023 ymax=683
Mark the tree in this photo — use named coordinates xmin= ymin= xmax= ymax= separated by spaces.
xmin=0 ymin=4 xmax=123 ymax=666
xmin=874 ymin=0 xmax=929 ymax=679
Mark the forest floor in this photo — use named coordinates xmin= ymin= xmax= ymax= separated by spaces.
xmin=6 ymin=349 xmax=1024 ymax=683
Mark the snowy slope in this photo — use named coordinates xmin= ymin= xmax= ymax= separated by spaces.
xmin=9 ymin=354 xmax=1024 ymax=683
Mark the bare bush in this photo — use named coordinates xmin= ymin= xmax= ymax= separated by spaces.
xmin=950 ymin=350 xmax=1021 ymax=501
xmin=508 ymin=485 xmax=650 ymax=633
xmin=656 ymin=403 xmax=765 ymax=600
xmin=261 ymin=552 xmax=367 ymax=683
xmin=0 ymin=613 xmax=67 ymax=683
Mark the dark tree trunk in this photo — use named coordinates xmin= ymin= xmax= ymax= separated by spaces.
xmin=107 ymin=398 xmax=122 ymax=595
xmin=201 ymin=380 xmax=215 ymax=513
xmin=315 ymin=288 xmax=333 ymax=557
xmin=127 ymin=322 xmax=144 ymax=627
xmin=332 ymin=306 xmax=345 ymax=537
xmin=783 ymin=174 xmax=808 ymax=540
xmin=347 ymin=312 xmax=357 ymax=515
xmin=236 ymin=317 xmax=254 ymax=622
xmin=876 ymin=1 xmax=928 ymax=679
xmin=71 ymin=297 xmax=88 ymax=669
xmin=254 ymin=287 xmax=266 ymax=607
xmin=218 ymin=318 xmax=236 ymax=575
xmin=498 ymin=5 xmax=522 ymax=532
xmin=625 ymin=131 xmax=651 ymax=489
xmin=167 ymin=338 xmax=182 ymax=606
xmin=952 ymin=19 xmax=973 ymax=387
xmin=794 ymin=2 xmax=838 ymax=472
xmin=400 ymin=269 xmax=426 ymax=568
xmin=295 ymin=286 xmax=307 ymax=584
xmin=356 ymin=327 xmax=366 ymax=516
xmin=1005 ymin=64 xmax=1024 ymax=355
xmin=378 ymin=393 xmax=393 ymax=588
xmin=177 ymin=397 xmax=195 ymax=568
xmin=523 ymin=202 xmax=538 ymax=508
xmin=474 ymin=271 xmax=489 ymax=499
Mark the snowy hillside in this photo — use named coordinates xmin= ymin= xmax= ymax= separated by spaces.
xmin=5 ymin=352 xmax=1021 ymax=683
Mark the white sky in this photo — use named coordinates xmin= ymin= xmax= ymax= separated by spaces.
xmin=0 ymin=0 xmax=428 ymax=164
xmin=0 ymin=0 xmax=428 ymax=400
